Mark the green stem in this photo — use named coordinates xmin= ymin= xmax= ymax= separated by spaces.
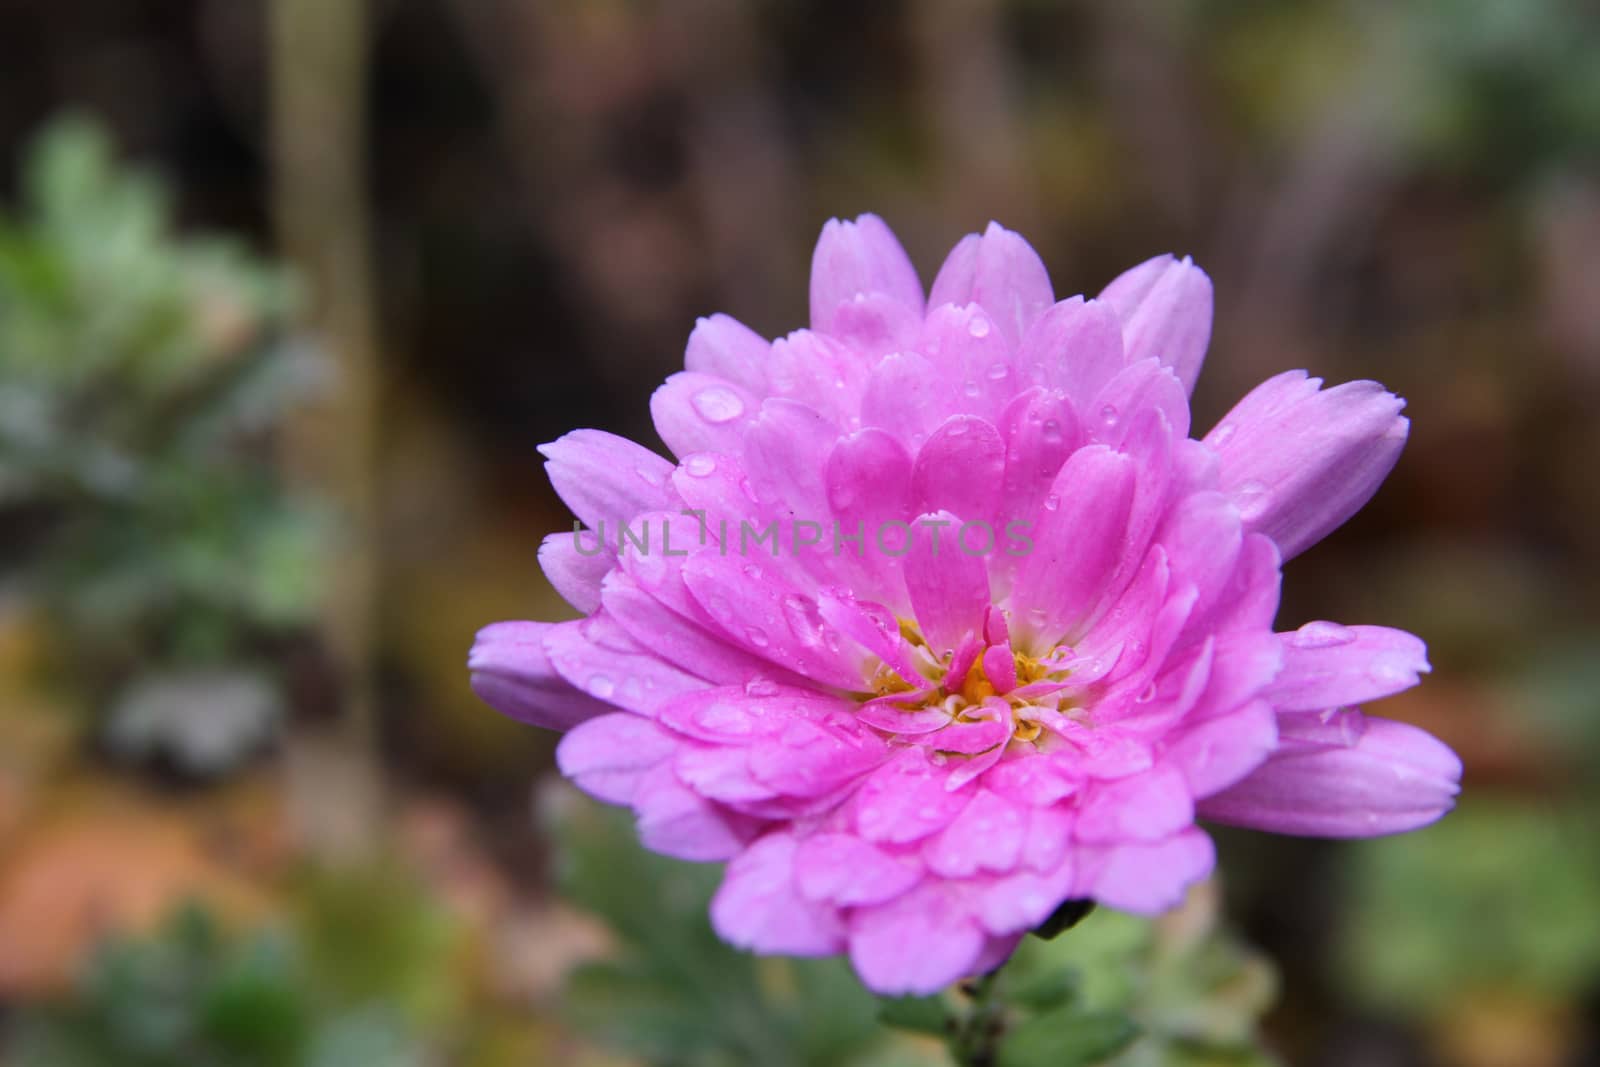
xmin=952 ymin=967 xmax=1007 ymax=1067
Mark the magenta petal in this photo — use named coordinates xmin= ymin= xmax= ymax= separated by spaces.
xmin=911 ymin=416 xmax=1006 ymax=529
xmin=1011 ymin=445 xmax=1137 ymax=649
xmin=712 ymin=834 xmax=847 ymax=955
xmin=1268 ymin=623 xmax=1430 ymax=712
xmin=916 ymin=304 xmax=1018 ymax=424
xmin=1098 ymin=253 xmax=1213 ymax=395
xmin=555 ymin=713 xmax=678 ymax=805
xmin=1089 ymin=357 xmax=1192 ymax=447
xmin=1199 ymin=715 xmax=1461 ymax=837
xmin=923 ymin=789 xmax=1026 ymax=877
xmin=684 ymin=312 xmax=769 ymax=393
xmin=1086 ymin=828 xmax=1215 ymax=914
xmin=542 ymin=612 xmax=705 ymax=714
xmin=861 ymin=350 xmax=960 ymax=448
xmin=904 ymin=509 xmax=991 ymax=653
xmin=469 ymin=621 xmax=613 ymax=730
xmin=1015 ymin=296 xmax=1125 ymax=402
xmin=1164 ymin=699 xmax=1278 ymax=798
xmin=540 ymin=429 xmax=675 ymax=532
xmin=1206 ymin=372 xmax=1409 ymax=560
xmin=810 ymin=214 xmax=924 ymax=335
xmin=632 ymin=762 xmax=755 ymax=861
xmin=650 ymin=372 xmax=757 ymax=458
xmin=794 ymin=832 xmax=923 ymax=907
xmin=1075 ymin=765 xmax=1195 ymax=843
xmin=928 ymin=221 xmax=1054 ymax=347
xmin=856 ymin=748 xmax=976 ymax=844
xmin=537 ymin=532 xmax=611 ymax=615
xmin=848 ymin=881 xmax=986 ymax=995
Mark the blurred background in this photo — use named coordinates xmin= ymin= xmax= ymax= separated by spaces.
xmin=0 ymin=1 xmax=1597 ymax=1064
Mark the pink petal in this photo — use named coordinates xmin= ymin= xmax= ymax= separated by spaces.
xmin=1268 ymin=623 xmax=1430 ymax=712
xmin=1205 ymin=372 xmax=1408 ymax=560
xmin=1086 ymin=828 xmax=1216 ymax=914
xmin=1199 ymin=714 xmax=1461 ymax=837
xmin=1164 ymin=699 xmax=1278 ymax=798
xmin=856 ymin=748 xmax=977 ymax=844
xmin=824 ymin=428 xmax=915 ymax=608
xmin=746 ymin=715 xmax=891 ymax=797
xmin=712 ymin=834 xmax=847 ymax=955
xmin=542 ymin=612 xmax=705 ymax=713
xmin=1088 ymin=357 xmax=1192 ymax=447
xmin=1074 ymin=764 xmax=1195 ymax=843
xmin=632 ymin=762 xmax=756 ymax=861
xmin=810 ymin=214 xmax=924 ymax=335
xmin=650 ymin=372 xmax=757 ymax=458
xmin=862 ymin=350 xmax=960 ymax=448
xmin=928 ymin=221 xmax=1054 ymax=347
xmin=538 ymin=531 xmax=611 ymax=615
xmin=848 ymin=881 xmax=986 ymax=995
xmin=469 ymin=621 xmax=615 ymax=730
xmin=540 ymin=429 xmax=675 ymax=532
xmin=684 ymin=313 xmax=769 ymax=393
xmin=794 ymin=832 xmax=923 ymax=907
xmin=1014 ymin=296 xmax=1125 ymax=401
xmin=916 ymin=303 xmax=1017 ymax=424
xmin=555 ymin=712 xmax=678 ymax=804
xmin=904 ymin=509 xmax=992 ymax=653
xmin=1010 ymin=445 xmax=1137 ymax=650
xmin=602 ymin=570 xmax=798 ymax=687
xmin=911 ymin=415 xmax=1006 ymax=529
xmin=1098 ymin=254 xmax=1213 ymax=395
xmin=923 ymin=789 xmax=1026 ymax=877
xmin=767 ymin=329 xmax=869 ymax=421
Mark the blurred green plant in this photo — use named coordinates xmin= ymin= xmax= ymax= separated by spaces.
xmin=0 ymin=115 xmax=326 ymax=772
xmin=6 ymin=902 xmax=433 ymax=1067
xmin=547 ymin=788 xmax=1280 ymax=1067
xmin=1340 ymin=797 xmax=1600 ymax=1014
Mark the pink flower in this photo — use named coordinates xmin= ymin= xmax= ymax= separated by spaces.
xmin=470 ymin=216 xmax=1460 ymax=995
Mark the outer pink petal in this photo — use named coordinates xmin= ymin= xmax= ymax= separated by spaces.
xmin=861 ymin=350 xmax=961 ymax=448
xmin=537 ymin=531 xmax=611 ymax=614
xmin=469 ymin=621 xmax=613 ymax=730
xmin=928 ymin=222 xmax=1054 ymax=347
xmin=856 ymin=748 xmax=977 ymax=844
xmin=1087 ymin=828 xmax=1216 ymax=914
xmin=1268 ymin=623 xmax=1430 ymax=712
xmin=1074 ymin=764 xmax=1195 ymax=843
xmin=794 ymin=832 xmax=923 ymax=907
xmin=848 ymin=881 xmax=987 ymax=995
xmin=684 ymin=313 xmax=769 ymax=393
xmin=923 ymin=789 xmax=1026 ymax=877
xmin=632 ymin=762 xmax=757 ymax=861
xmin=712 ymin=833 xmax=847 ymax=955
xmin=810 ymin=214 xmax=924 ymax=335
xmin=542 ymin=612 xmax=705 ymax=713
xmin=555 ymin=712 xmax=678 ymax=804
xmin=1199 ymin=714 xmax=1461 ymax=837
xmin=650 ymin=371 xmax=757 ymax=458
xmin=916 ymin=303 xmax=1017 ymax=424
xmin=1098 ymin=254 xmax=1213 ymax=395
xmin=539 ymin=429 xmax=675 ymax=532
xmin=1164 ymin=698 xmax=1278 ymax=798
xmin=1205 ymin=371 xmax=1408 ymax=560
xmin=1089 ymin=357 xmax=1192 ymax=447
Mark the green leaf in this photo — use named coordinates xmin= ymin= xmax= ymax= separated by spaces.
xmin=876 ymin=994 xmax=951 ymax=1036
xmin=996 ymin=1007 xmax=1139 ymax=1067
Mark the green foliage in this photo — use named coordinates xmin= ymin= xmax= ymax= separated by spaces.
xmin=547 ymin=790 xmax=895 ymax=1067
xmin=1341 ymin=797 xmax=1600 ymax=1012
xmin=0 ymin=115 xmax=326 ymax=769
xmin=7 ymin=906 xmax=422 ymax=1067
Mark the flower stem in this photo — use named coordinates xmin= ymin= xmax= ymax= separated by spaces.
xmin=952 ymin=967 xmax=1007 ymax=1067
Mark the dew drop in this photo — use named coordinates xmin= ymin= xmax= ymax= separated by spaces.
xmin=1211 ymin=423 xmax=1237 ymax=447
xmin=968 ymin=316 xmax=992 ymax=338
xmin=745 ymin=627 xmax=771 ymax=648
xmin=1234 ymin=479 xmax=1271 ymax=521
xmin=963 ymin=380 xmax=982 ymax=398
xmin=692 ymin=385 xmax=745 ymax=424
xmin=929 ymin=752 xmax=949 ymax=767
xmin=745 ymin=676 xmax=780 ymax=697
xmin=1099 ymin=403 xmax=1119 ymax=426
xmin=1288 ymin=620 xmax=1357 ymax=649
xmin=684 ymin=454 xmax=717 ymax=477
xmin=1136 ymin=682 xmax=1158 ymax=704
xmin=987 ymin=362 xmax=1010 ymax=381
xmin=1043 ymin=493 xmax=1061 ymax=512
xmin=1041 ymin=418 xmax=1062 ymax=443
xmin=588 ymin=674 xmax=616 ymax=699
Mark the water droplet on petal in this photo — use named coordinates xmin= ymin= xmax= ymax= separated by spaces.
xmin=692 ymin=386 xmax=745 ymax=424
xmin=745 ymin=677 xmax=780 ymax=698
xmin=1136 ymin=682 xmax=1158 ymax=704
xmin=1041 ymin=418 xmax=1062 ymax=443
xmin=968 ymin=316 xmax=992 ymax=338
xmin=684 ymin=454 xmax=717 ymax=477
xmin=745 ymin=627 xmax=771 ymax=648
xmin=1211 ymin=423 xmax=1237 ymax=447
xmin=1099 ymin=403 xmax=1119 ymax=427
xmin=588 ymin=675 xmax=616 ymax=699
xmin=1288 ymin=620 xmax=1357 ymax=649
xmin=963 ymin=380 xmax=982 ymax=398
xmin=987 ymin=362 xmax=1010 ymax=381
xmin=1234 ymin=479 xmax=1271 ymax=521
xmin=1043 ymin=493 xmax=1061 ymax=512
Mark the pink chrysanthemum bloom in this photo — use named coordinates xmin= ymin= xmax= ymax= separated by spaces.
xmin=470 ymin=216 xmax=1461 ymax=994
